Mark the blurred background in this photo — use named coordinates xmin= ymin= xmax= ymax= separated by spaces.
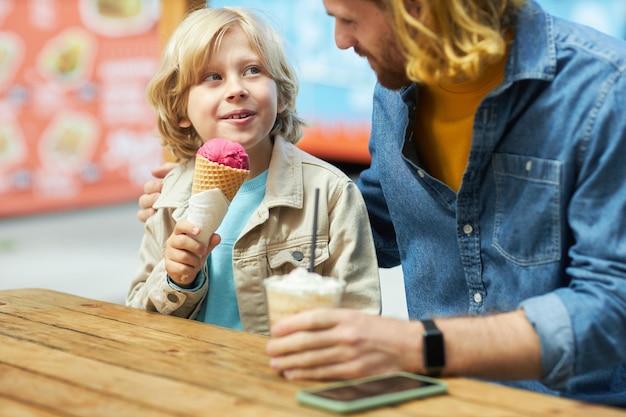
xmin=1 ymin=0 xmax=624 ymax=316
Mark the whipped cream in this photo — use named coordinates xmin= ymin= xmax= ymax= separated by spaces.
xmin=264 ymin=267 xmax=345 ymax=294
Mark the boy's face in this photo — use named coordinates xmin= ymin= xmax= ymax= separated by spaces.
xmin=180 ymin=26 xmax=282 ymax=152
xmin=323 ymin=0 xmax=410 ymax=90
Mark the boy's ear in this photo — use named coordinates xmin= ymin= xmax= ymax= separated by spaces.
xmin=278 ymin=101 xmax=287 ymax=113
xmin=179 ymin=118 xmax=192 ymax=128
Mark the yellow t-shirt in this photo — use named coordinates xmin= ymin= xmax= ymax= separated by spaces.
xmin=415 ymin=56 xmax=507 ymax=191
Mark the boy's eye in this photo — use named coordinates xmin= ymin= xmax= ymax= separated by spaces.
xmin=244 ymin=66 xmax=261 ymax=76
xmin=204 ymin=73 xmax=221 ymax=81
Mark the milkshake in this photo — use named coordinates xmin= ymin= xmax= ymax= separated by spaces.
xmin=264 ymin=267 xmax=346 ymax=327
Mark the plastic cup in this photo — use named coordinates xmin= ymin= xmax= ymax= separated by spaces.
xmin=264 ymin=268 xmax=346 ymax=327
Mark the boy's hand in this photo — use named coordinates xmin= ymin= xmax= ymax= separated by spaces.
xmin=165 ymin=220 xmax=220 ymax=287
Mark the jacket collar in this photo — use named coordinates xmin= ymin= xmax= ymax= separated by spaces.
xmin=264 ymin=135 xmax=304 ymax=210
xmin=153 ymin=159 xmax=193 ymax=210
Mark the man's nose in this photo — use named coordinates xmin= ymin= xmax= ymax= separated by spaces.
xmin=334 ymin=23 xmax=356 ymax=50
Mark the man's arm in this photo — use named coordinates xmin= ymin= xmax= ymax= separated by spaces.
xmin=266 ymin=309 xmax=541 ymax=381
xmin=438 ymin=310 xmax=541 ymax=379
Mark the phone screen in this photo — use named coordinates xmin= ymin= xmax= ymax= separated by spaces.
xmin=312 ymin=375 xmax=436 ymax=401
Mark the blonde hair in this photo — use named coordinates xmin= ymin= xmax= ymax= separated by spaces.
xmin=146 ymin=7 xmax=305 ymax=161
xmin=385 ymin=0 xmax=526 ymax=84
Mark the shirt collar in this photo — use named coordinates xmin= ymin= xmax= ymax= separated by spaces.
xmin=504 ymin=0 xmax=556 ymax=85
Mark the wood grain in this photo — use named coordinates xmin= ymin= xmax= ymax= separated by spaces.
xmin=0 ymin=289 xmax=624 ymax=417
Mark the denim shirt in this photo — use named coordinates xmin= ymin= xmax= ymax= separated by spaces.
xmin=357 ymin=0 xmax=626 ymax=406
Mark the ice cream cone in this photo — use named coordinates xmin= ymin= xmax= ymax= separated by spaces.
xmin=191 ymin=154 xmax=249 ymax=201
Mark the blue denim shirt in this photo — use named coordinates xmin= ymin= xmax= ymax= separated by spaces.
xmin=357 ymin=1 xmax=626 ymax=406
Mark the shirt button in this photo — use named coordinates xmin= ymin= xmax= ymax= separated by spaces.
xmin=473 ymin=292 xmax=483 ymax=303
xmin=417 ymin=170 xmax=425 ymax=178
xmin=525 ymin=160 xmax=533 ymax=172
xmin=167 ymin=293 xmax=179 ymax=303
xmin=292 ymin=251 xmax=304 ymax=261
xmin=463 ymin=224 xmax=473 ymax=235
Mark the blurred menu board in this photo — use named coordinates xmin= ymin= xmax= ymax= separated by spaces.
xmin=0 ymin=0 xmax=164 ymax=217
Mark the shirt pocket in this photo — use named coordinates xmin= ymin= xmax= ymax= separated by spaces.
xmin=492 ymin=153 xmax=562 ymax=266
xmin=267 ymin=240 xmax=330 ymax=276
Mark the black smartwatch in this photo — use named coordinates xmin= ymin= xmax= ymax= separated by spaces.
xmin=421 ymin=319 xmax=445 ymax=377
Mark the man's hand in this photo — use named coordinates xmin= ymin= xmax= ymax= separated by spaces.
xmin=137 ymin=162 xmax=179 ymax=222
xmin=266 ymin=309 xmax=422 ymax=380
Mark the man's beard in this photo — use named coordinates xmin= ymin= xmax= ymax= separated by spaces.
xmin=356 ymin=43 xmax=411 ymax=90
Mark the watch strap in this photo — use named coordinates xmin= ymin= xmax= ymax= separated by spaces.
xmin=421 ymin=319 xmax=445 ymax=377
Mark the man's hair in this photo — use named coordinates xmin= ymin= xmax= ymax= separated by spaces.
xmin=387 ymin=0 xmax=526 ymax=83
xmin=146 ymin=7 xmax=304 ymax=161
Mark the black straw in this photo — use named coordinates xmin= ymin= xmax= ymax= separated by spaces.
xmin=309 ymin=188 xmax=320 ymax=272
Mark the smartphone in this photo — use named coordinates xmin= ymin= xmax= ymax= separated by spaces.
xmin=296 ymin=372 xmax=447 ymax=414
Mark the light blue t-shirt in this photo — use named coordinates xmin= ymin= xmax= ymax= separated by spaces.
xmin=197 ymin=170 xmax=267 ymax=329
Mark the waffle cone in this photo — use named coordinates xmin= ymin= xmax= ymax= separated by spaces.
xmin=192 ymin=154 xmax=249 ymax=201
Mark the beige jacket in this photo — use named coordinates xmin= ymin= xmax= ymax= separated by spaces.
xmin=127 ymin=136 xmax=381 ymax=335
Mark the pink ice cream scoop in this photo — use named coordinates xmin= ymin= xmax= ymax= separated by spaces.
xmin=188 ymin=138 xmax=250 ymax=245
xmin=197 ymin=138 xmax=250 ymax=170
xmin=191 ymin=138 xmax=250 ymax=200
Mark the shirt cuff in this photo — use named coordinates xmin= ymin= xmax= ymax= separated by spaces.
xmin=519 ymin=292 xmax=575 ymax=390
xmin=167 ymin=271 xmax=206 ymax=292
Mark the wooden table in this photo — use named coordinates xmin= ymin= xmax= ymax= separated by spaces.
xmin=1 ymin=288 xmax=624 ymax=417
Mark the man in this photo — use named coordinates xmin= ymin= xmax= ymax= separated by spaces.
xmin=139 ymin=0 xmax=626 ymax=406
